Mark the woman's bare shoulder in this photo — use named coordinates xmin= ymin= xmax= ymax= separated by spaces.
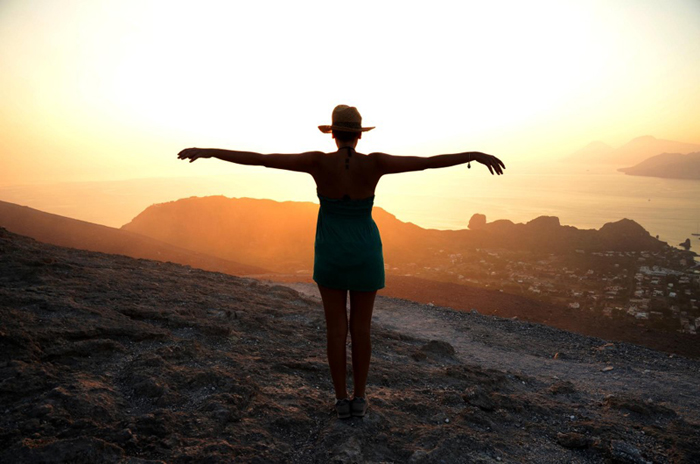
xmin=366 ymin=152 xmax=391 ymax=162
xmin=367 ymin=152 xmax=396 ymax=164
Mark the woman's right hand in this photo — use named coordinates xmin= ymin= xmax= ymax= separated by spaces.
xmin=472 ymin=152 xmax=506 ymax=175
xmin=177 ymin=148 xmax=211 ymax=163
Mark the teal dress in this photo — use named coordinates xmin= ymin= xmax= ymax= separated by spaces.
xmin=313 ymin=193 xmax=385 ymax=292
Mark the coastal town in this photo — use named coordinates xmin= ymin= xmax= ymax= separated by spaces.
xmin=388 ymin=245 xmax=700 ymax=335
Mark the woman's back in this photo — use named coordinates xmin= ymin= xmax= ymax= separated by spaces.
xmin=313 ymin=147 xmax=381 ymax=200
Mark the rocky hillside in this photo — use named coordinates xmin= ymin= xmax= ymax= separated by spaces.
xmin=0 ymin=200 xmax=268 ymax=276
xmin=1 ymin=227 xmax=699 ymax=463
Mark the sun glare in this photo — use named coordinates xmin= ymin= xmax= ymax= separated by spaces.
xmin=0 ymin=0 xmax=699 ymax=188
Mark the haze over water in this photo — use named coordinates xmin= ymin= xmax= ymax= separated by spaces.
xmin=396 ymin=164 xmax=700 ymax=249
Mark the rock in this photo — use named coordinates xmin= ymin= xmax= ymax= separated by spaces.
xmin=27 ymin=402 xmax=53 ymax=418
xmin=556 ymin=432 xmax=593 ymax=449
xmin=134 ymin=413 xmax=170 ymax=438
xmin=4 ymin=437 xmax=124 ymax=463
xmin=199 ymin=323 xmax=232 ymax=337
xmin=468 ymin=214 xmax=487 ymax=230
xmin=123 ymin=458 xmax=167 ymax=464
xmin=408 ymin=449 xmax=429 ymax=463
xmin=330 ymin=436 xmax=363 ymax=463
xmin=133 ymin=378 xmax=166 ymax=398
xmin=463 ymin=387 xmax=496 ymax=411
xmin=548 ymin=381 xmax=577 ymax=395
xmin=43 ymin=339 xmax=126 ymax=360
xmin=609 ymin=440 xmax=648 ymax=464
xmin=412 ymin=340 xmax=457 ymax=362
xmin=604 ymin=395 xmax=677 ymax=418
xmin=420 ymin=340 xmax=456 ymax=357
xmin=111 ymin=428 xmax=137 ymax=446
xmin=438 ymin=391 xmax=464 ymax=406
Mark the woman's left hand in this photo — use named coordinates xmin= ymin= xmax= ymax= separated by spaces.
xmin=473 ymin=152 xmax=506 ymax=175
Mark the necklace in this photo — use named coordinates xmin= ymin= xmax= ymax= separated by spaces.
xmin=344 ymin=146 xmax=353 ymax=170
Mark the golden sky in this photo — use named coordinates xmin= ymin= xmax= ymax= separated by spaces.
xmin=1 ymin=0 xmax=700 ymax=187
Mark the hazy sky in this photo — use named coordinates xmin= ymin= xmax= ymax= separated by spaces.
xmin=1 ymin=0 xmax=699 ymax=186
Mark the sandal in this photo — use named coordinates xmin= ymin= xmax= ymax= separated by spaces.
xmin=351 ymin=396 xmax=368 ymax=417
xmin=335 ymin=398 xmax=352 ymax=419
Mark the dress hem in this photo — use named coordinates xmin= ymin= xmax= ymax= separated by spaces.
xmin=313 ymin=277 xmax=385 ymax=293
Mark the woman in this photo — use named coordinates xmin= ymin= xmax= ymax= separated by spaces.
xmin=178 ymin=104 xmax=505 ymax=419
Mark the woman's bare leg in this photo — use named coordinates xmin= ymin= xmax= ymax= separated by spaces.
xmin=349 ymin=290 xmax=377 ymax=398
xmin=318 ymin=285 xmax=349 ymax=399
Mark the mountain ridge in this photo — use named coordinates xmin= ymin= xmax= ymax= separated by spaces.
xmin=0 ymin=199 xmax=269 ymax=276
xmin=618 ymin=151 xmax=700 ymax=180
xmin=565 ymin=135 xmax=700 ymax=166
xmin=122 ymin=196 xmax=666 ymax=275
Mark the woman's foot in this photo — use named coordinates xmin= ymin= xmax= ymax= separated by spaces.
xmin=335 ymin=398 xmax=352 ymax=419
xmin=351 ymin=396 xmax=368 ymax=417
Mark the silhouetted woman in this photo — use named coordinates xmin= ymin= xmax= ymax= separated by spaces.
xmin=178 ymin=105 xmax=505 ymax=419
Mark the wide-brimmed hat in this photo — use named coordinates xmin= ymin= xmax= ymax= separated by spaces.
xmin=318 ymin=105 xmax=375 ymax=133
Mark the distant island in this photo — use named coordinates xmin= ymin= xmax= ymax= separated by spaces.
xmin=565 ymin=135 xmax=700 ymax=166
xmin=618 ymin=151 xmax=700 ymax=180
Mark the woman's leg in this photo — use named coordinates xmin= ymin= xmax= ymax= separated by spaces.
xmin=318 ymin=285 xmax=349 ymax=399
xmin=348 ymin=290 xmax=377 ymax=398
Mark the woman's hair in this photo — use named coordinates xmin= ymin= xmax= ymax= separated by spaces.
xmin=332 ymin=130 xmax=361 ymax=143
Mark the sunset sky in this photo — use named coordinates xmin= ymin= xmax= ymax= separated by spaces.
xmin=1 ymin=0 xmax=699 ymax=188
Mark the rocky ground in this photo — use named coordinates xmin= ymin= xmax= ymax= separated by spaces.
xmin=1 ymin=227 xmax=699 ymax=463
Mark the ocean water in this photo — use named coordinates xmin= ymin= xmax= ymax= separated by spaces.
xmin=379 ymin=162 xmax=700 ymax=250
xmin=1 ymin=162 xmax=699 ymax=253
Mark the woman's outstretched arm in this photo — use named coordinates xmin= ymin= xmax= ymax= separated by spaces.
xmin=374 ymin=151 xmax=506 ymax=175
xmin=177 ymin=148 xmax=321 ymax=174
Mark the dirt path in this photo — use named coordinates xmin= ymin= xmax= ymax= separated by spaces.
xmin=277 ymin=282 xmax=700 ymax=423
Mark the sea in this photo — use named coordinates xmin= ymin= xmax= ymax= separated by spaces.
xmin=1 ymin=161 xmax=699 ymax=256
